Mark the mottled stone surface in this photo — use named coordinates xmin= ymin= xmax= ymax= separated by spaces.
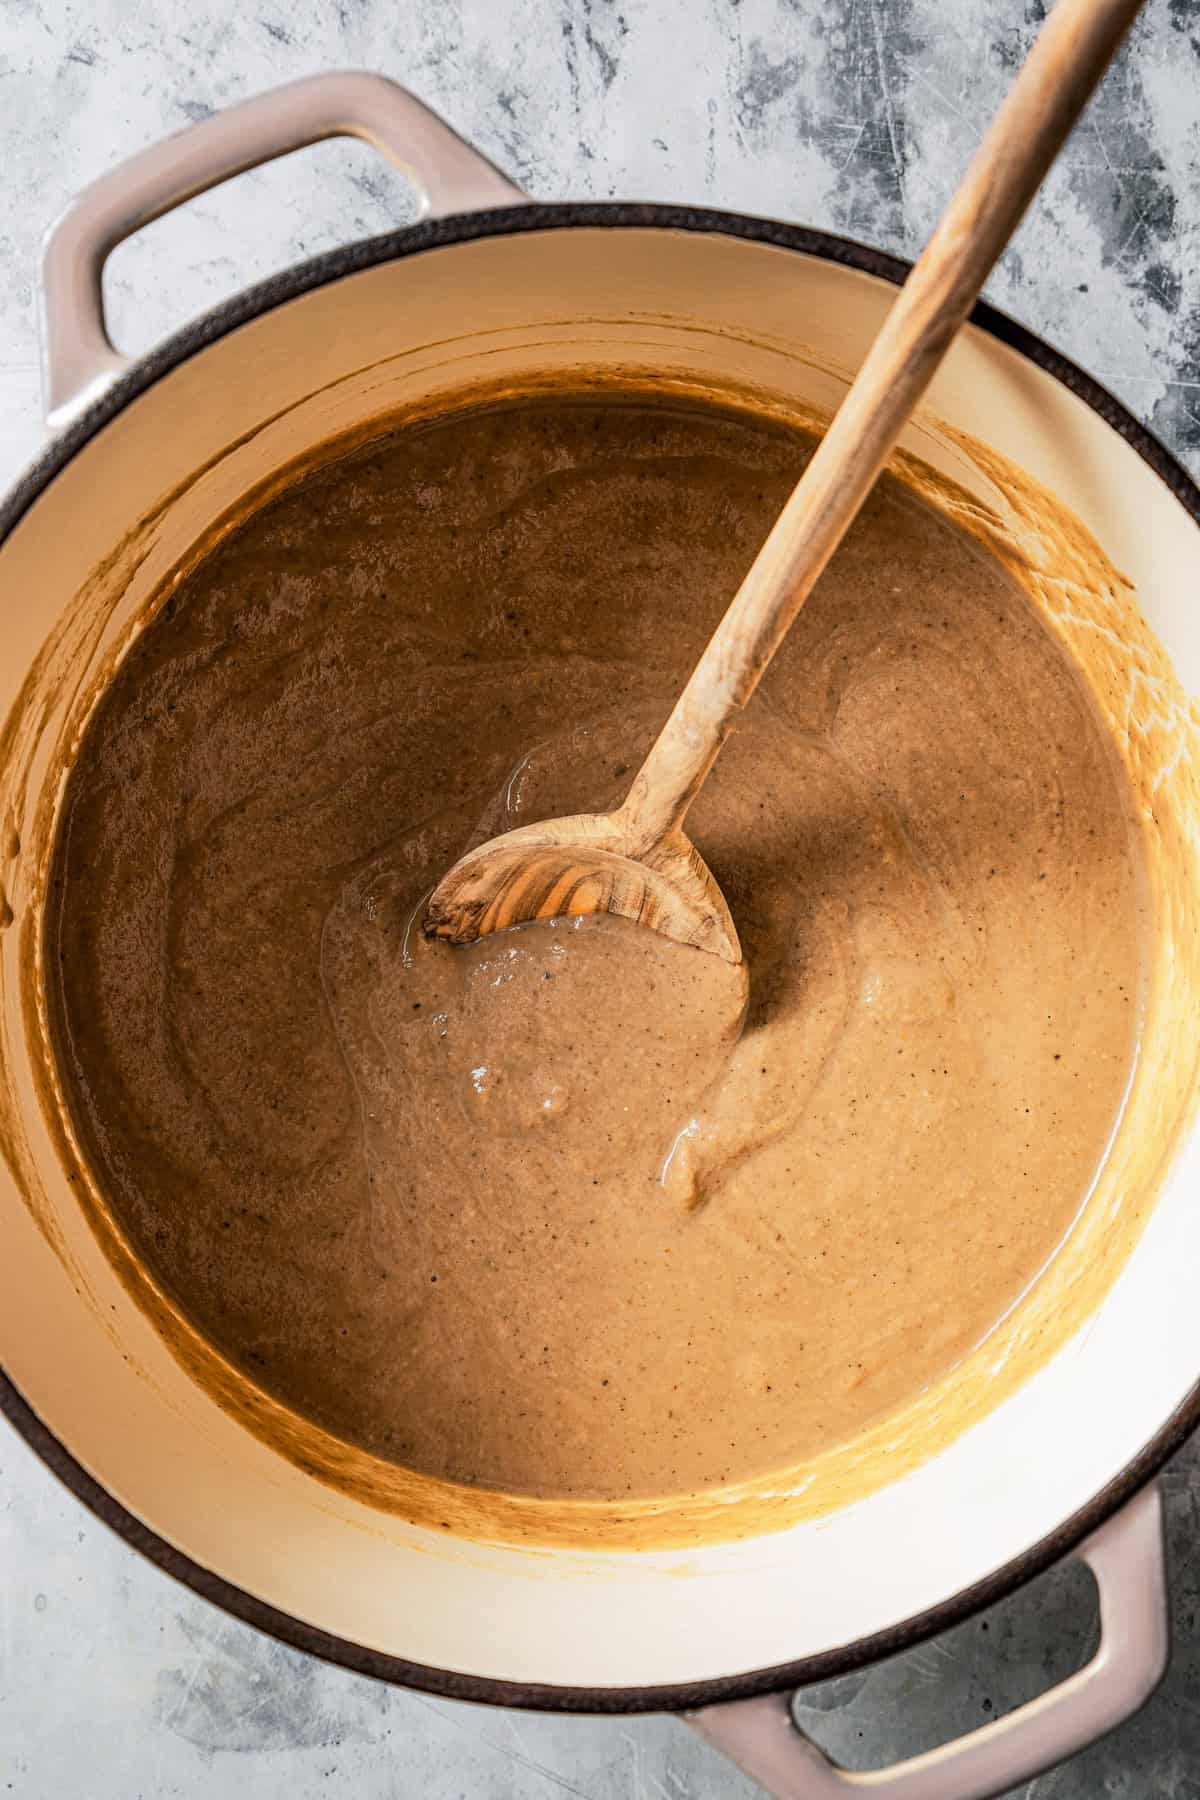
xmin=2 ymin=2 xmax=1200 ymax=1795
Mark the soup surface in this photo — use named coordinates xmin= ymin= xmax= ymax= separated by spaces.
xmin=49 ymin=395 xmax=1144 ymax=1500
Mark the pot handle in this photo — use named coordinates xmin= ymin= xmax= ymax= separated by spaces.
xmin=688 ymin=1483 xmax=1168 ymax=1800
xmin=39 ymin=70 xmax=527 ymax=426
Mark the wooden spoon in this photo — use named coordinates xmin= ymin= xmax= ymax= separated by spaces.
xmin=426 ymin=0 xmax=1143 ymax=963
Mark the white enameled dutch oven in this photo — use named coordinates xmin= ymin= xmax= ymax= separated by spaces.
xmin=2 ymin=72 xmax=1199 ymax=1800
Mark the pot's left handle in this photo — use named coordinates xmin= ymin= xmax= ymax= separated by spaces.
xmin=688 ymin=1484 xmax=1168 ymax=1800
xmin=40 ymin=70 xmax=528 ymax=428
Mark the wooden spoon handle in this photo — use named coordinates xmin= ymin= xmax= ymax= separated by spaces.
xmin=618 ymin=0 xmax=1144 ymax=854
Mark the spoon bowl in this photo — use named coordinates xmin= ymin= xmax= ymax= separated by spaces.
xmin=425 ymin=810 xmax=741 ymax=961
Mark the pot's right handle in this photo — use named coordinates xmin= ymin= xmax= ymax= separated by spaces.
xmin=40 ymin=70 xmax=527 ymax=427
xmin=689 ymin=1483 xmax=1168 ymax=1800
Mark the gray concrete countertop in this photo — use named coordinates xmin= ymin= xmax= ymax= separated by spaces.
xmin=3 ymin=3 xmax=1200 ymax=1795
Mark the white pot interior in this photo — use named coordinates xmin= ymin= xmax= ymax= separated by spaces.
xmin=0 ymin=225 xmax=1197 ymax=1689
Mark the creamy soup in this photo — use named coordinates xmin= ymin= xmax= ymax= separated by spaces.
xmin=48 ymin=395 xmax=1144 ymax=1500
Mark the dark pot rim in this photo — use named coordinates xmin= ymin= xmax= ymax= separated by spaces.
xmin=2 ymin=200 xmax=1198 ymax=1717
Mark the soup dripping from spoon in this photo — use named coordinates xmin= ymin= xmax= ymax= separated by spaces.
xmin=425 ymin=0 xmax=1144 ymax=964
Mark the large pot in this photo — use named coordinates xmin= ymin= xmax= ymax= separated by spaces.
xmin=2 ymin=72 xmax=1198 ymax=1800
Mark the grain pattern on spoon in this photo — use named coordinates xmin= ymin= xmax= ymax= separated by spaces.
xmin=425 ymin=0 xmax=1144 ymax=962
